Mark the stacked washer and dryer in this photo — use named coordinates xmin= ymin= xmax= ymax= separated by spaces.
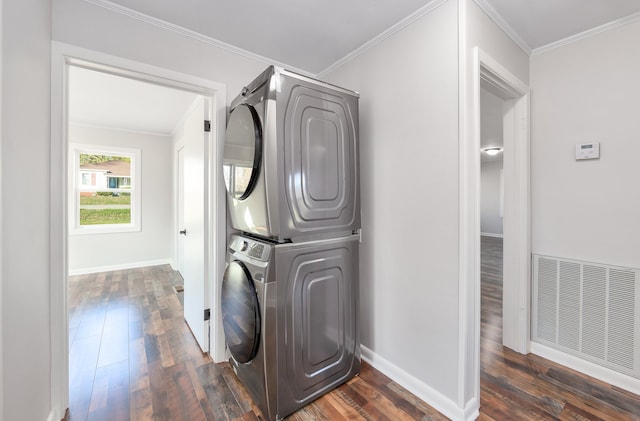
xmin=221 ymin=66 xmax=360 ymax=420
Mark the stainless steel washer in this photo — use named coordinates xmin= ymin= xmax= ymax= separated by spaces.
xmin=221 ymin=234 xmax=360 ymax=420
xmin=222 ymin=235 xmax=277 ymax=418
xmin=273 ymin=234 xmax=360 ymax=418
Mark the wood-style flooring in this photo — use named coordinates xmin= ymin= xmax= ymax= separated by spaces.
xmin=68 ymin=245 xmax=640 ymax=420
xmin=479 ymin=236 xmax=640 ymax=420
xmin=68 ymin=265 xmax=447 ymax=421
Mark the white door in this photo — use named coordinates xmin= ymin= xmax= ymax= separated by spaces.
xmin=177 ymin=146 xmax=186 ymax=276
xmin=179 ymin=96 xmax=209 ymax=352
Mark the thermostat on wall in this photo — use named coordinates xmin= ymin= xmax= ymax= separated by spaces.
xmin=575 ymin=142 xmax=600 ymax=160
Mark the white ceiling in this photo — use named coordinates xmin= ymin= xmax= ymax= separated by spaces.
xmin=477 ymin=0 xmax=640 ymax=52
xmin=101 ymin=0 xmax=640 ymax=73
xmin=103 ymin=0 xmax=437 ymax=75
xmin=68 ymin=66 xmax=200 ymax=135
xmin=72 ymin=0 xmax=640 ymax=133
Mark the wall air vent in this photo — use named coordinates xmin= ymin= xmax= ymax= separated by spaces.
xmin=532 ymin=255 xmax=639 ymax=379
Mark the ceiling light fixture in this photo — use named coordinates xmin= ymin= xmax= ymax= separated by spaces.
xmin=482 ymin=147 xmax=503 ymax=156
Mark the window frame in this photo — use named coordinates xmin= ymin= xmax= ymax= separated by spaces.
xmin=69 ymin=143 xmax=142 ymax=235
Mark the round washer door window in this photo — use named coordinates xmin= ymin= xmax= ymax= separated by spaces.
xmin=221 ymin=260 xmax=261 ymax=363
xmin=223 ymin=104 xmax=262 ymax=200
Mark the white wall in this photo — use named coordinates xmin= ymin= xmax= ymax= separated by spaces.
xmin=1 ymin=0 xmax=52 ymax=420
xmin=464 ymin=1 xmax=529 ymax=83
xmin=480 ymin=86 xmax=504 ymax=149
xmin=0 ymin=0 xmax=4 ymax=415
xmin=481 ymin=161 xmax=503 ymax=236
xmin=325 ymin=0 xmax=462 ymax=409
xmin=68 ymin=125 xmax=174 ymax=273
xmin=531 ymin=20 xmax=640 ymax=269
xmin=53 ymin=0 xmax=270 ymax=105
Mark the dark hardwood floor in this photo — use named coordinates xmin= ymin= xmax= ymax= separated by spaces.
xmin=479 ymin=236 xmax=640 ymax=420
xmin=68 ymin=265 xmax=447 ymax=421
xmin=67 ymin=247 xmax=640 ymax=420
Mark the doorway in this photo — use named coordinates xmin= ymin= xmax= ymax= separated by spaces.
xmin=461 ymin=47 xmax=530 ymax=412
xmin=66 ymin=65 xmax=210 ymax=419
xmin=50 ymin=42 xmax=228 ymax=418
xmin=479 ymin=85 xmax=505 ymax=357
xmin=475 ymin=49 xmax=530 ymax=354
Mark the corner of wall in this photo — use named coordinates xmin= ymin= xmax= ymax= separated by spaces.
xmin=362 ymin=346 xmax=469 ymax=420
xmin=4 ymin=0 xmax=55 ymax=419
xmin=0 ymin=0 xmax=4 ymax=414
xmin=317 ymin=0 xmax=452 ymax=77
xmin=46 ymin=408 xmax=59 ymax=421
xmin=463 ymin=396 xmax=480 ymax=421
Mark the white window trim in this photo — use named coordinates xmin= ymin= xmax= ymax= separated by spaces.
xmin=69 ymin=143 xmax=141 ymax=235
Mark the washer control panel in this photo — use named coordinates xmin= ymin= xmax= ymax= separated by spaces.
xmin=229 ymin=235 xmax=272 ymax=262
xmin=248 ymin=243 xmax=265 ymax=259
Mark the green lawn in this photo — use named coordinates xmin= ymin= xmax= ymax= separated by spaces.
xmin=80 ymin=209 xmax=131 ymax=225
xmin=80 ymin=195 xmax=131 ymax=205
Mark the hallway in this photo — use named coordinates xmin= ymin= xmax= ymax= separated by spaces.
xmin=479 ymin=236 xmax=640 ymax=419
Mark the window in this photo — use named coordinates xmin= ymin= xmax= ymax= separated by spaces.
xmin=81 ymin=172 xmax=91 ymax=186
xmin=223 ymin=163 xmax=255 ymax=199
xmin=70 ymin=144 xmax=141 ymax=234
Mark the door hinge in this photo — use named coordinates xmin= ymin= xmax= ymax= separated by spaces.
xmin=204 ymin=120 xmax=211 ymax=132
xmin=204 ymin=308 xmax=211 ymax=321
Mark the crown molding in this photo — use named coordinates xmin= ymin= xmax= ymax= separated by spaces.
xmin=533 ymin=10 xmax=640 ymax=55
xmin=82 ymin=0 xmax=314 ymax=77
xmin=472 ymin=0 xmax=532 ymax=55
xmin=69 ymin=121 xmax=174 ymax=138
xmin=317 ymin=0 xmax=449 ymax=77
xmin=77 ymin=0 xmax=640 ymax=76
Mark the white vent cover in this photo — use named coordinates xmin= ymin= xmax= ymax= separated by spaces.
xmin=532 ymin=255 xmax=639 ymax=379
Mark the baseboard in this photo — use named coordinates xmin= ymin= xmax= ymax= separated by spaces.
xmin=361 ymin=345 xmax=471 ymax=421
xmin=463 ymin=396 xmax=479 ymax=421
xmin=68 ymin=259 xmax=173 ymax=276
xmin=480 ymin=232 xmax=503 ymax=238
xmin=46 ymin=408 xmax=57 ymax=421
xmin=530 ymin=342 xmax=640 ymax=396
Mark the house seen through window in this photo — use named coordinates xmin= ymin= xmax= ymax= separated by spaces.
xmin=71 ymin=144 xmax=141 ymax=233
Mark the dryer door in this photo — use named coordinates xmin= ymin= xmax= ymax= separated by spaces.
xmin=221 ymin=260 xmax=261 ymax=363
xmin=223 ymin=103 xmax=262 ymax=200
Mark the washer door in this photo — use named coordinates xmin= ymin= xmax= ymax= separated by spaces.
xmin=221 ymin=260 xmax=261 ymax=363
xmin=223 ymin=104 xmax=262 ymax=200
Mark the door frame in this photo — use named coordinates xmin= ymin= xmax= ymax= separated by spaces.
xmin=458 ymin=46 xmax=530 ymax=412
xmin=50 ymin=41 xmax=227 ymax=419
xmin=476 ymin=50 xmax=531 ymax=354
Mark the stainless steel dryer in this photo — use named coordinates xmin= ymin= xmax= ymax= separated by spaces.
xmin=223 ymin=66 xmax=360 ymax=242
xmin=221 ymin=234 xmax=360 ymax=421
